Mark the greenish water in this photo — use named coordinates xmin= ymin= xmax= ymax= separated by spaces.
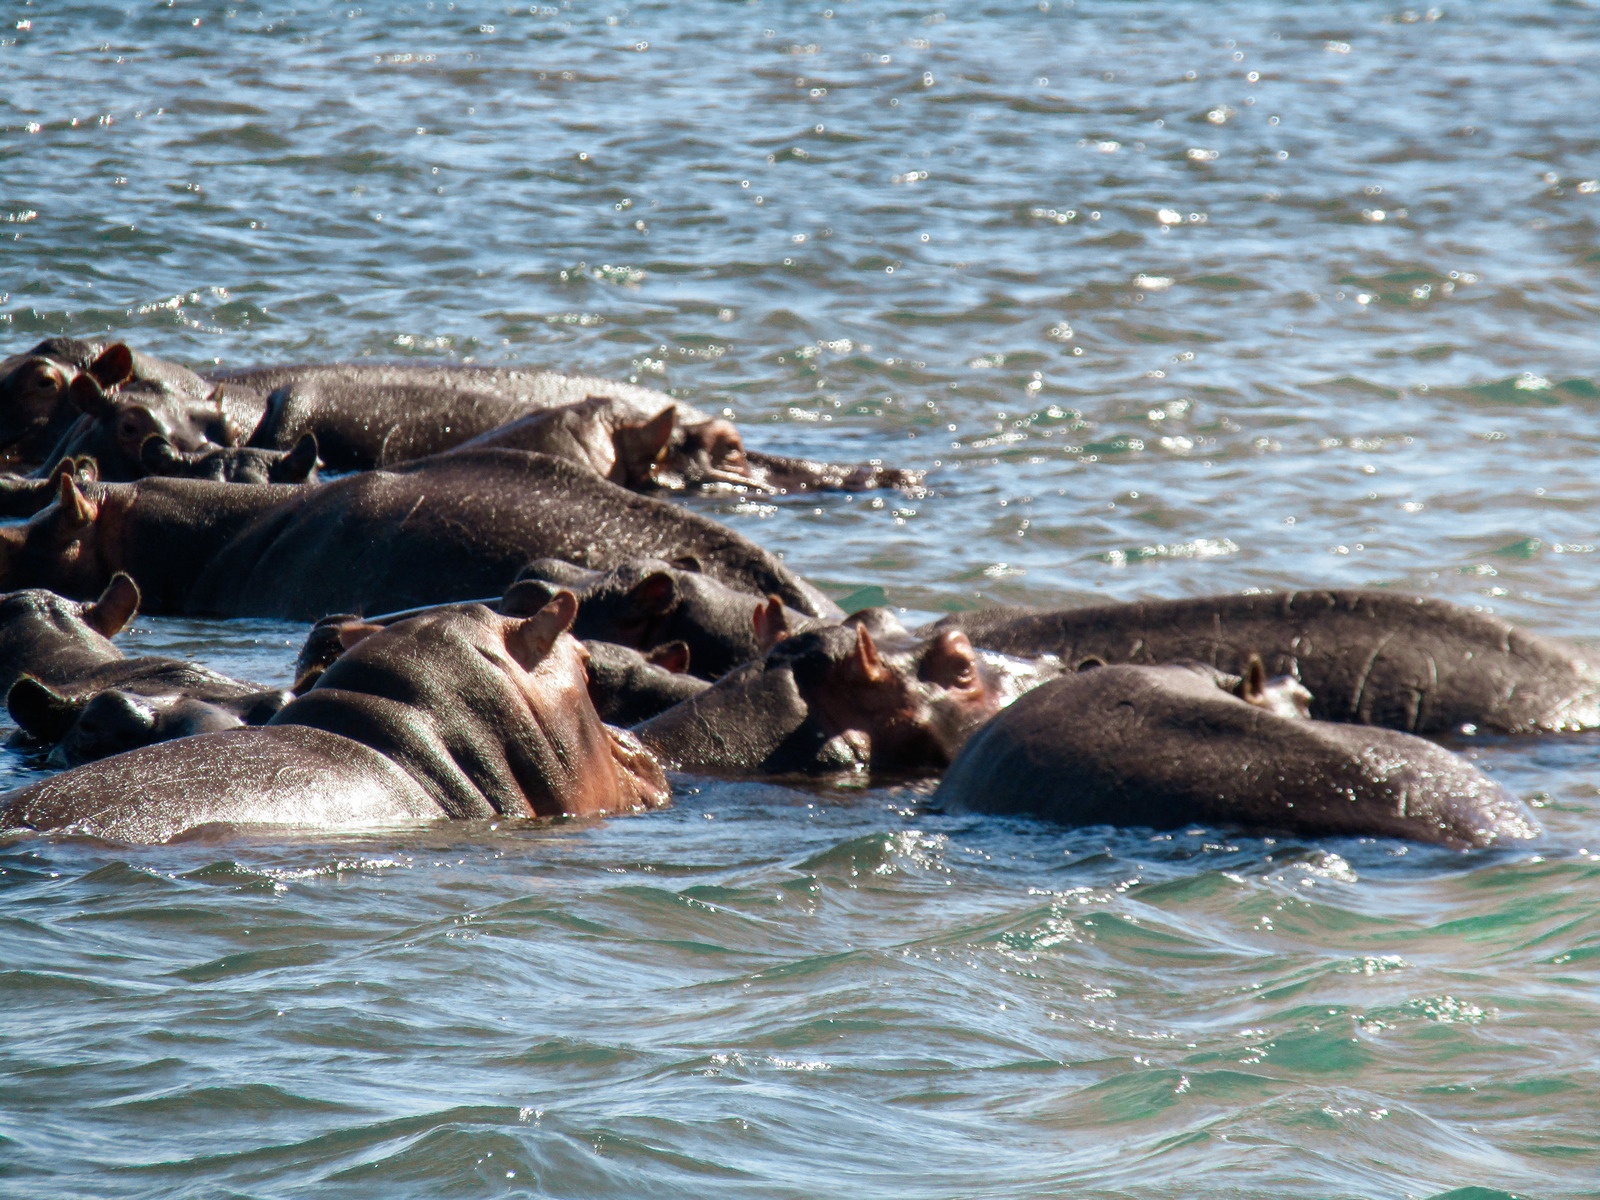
xmin=3 ymin=1 xmax=1600 ymax=1196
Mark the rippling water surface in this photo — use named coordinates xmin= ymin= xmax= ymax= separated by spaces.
xmin=4 ymin=2 xmax=1600 ymax=1196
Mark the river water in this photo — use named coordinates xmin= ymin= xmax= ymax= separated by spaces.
xmin=3 ymin=2 xmax=1599 ymax=1196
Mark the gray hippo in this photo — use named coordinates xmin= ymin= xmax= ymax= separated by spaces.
xmin=0 ymin=450 xmax=840 ymax=621
xmin=0 ymin=595 xmax=669 ymax=842
xmin=0 ymin=574 xmax=288 ymax=765
xmin=920 ymin=590 xmax=1600 ymax=735
xmin=933 ymin=661 xmax=1540 ymax=849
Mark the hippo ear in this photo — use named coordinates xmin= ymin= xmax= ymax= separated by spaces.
xmin=669 ymin=554 xmax=702 ymax=573
xmin=1075 ymin=656 xmax=1106 ymax=673
xmin=919 ymin=629 xmax=978 ymax=689
xmin=238 ymin=689 xmax=293 ymax=725
xmin=7 ymin=676 xmax=84 ymax=743
xmin=84 ymin=572 xmax=140 ymax=636
xmin=644 ymin=640 xmax=691 ymax=674
xmin=88 ymin=343 xmax=135 ymax=389
xmin=499 ymin=577 xmax=560 ymax=617
xmin=57 ymin=474 xmax=98 ymax=529
xmin=139 ymin=434 xmax=186 ymax=476
xmin=67 ymin=373 xmax=117 ymax=421
xmin=842 ymin=624 xmax=892 ymax=686
xmin=508 ymin=590 xmax=580 ymax=665
xmin=753 ymin=594 xmax=792 ymax=652
xmin=1236 ymin=654 xmax=1267 ymax=703
xmin=272 ymin=433 xmax=319 ymax=483
xmin=335 ymin=620 xmax=386 ymax=650
xmin=44 ymin=456 xmax=88 ymax=492
xmin=69 ymin=455 xmax=99 ymax=484
xmin=611 ymin=406 xmax=677 ymax=486
xmin=626 ymin=572 xmax=677 ymax=617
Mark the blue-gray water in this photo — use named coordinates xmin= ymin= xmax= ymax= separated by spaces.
xmin=4 ymin=2 xmax=1600 ymax=1196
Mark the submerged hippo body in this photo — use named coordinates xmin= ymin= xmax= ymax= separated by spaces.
xmin=0 ymin=598 xmax=669 ymax=842
xmin=0 ymin=451 xmax=840 ymax=621
xmin=0 ymin=575 xmax=287 ymax=764
xmin=933 ymin=663 xmax=1539 ymax=849
xmin=922 ymin=590 xmax=1600 ymax=736
xmin=213 ymin=360 xmax=919 ymax=490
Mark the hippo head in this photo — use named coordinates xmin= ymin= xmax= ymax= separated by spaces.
xmin=0 ymin=474 xmax=119 ymax=599
xmin=635 ymin=620 xmax=999 ymax=776
xmin=140 ymin=431 xmax=319 ymax=485
xmin=6 ymin=678 xmax=269 ymax=768
xmin=55 ymin=352 xmax=242 ymax=482
xmin=0 ymin=337 xmax=107 ymax=459
xmin=285 ymin=595 xmax=669 ymax=819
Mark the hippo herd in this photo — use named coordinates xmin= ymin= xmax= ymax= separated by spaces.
xmin=0 ymin=334 xmax=1593 ymax=849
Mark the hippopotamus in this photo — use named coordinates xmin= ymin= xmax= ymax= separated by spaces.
xmin=445 ymin=397 xmax=679 ymax=491
xmin=5 ymin=338 xmax=922 ymax=492
xmin=512 ymin=557 xmax=828 ymax=680
xmin=0 ymin=574 xmax=288 ymax=764
xmin=920 ymin=590 xmax=1600 ymax=736
xmin=0 ymin=339 xmax=247 ymax=471
xmin=292 ymin=581 xmax=710 ymax=724
xmin=633 ymin=618 xmax=1001 ymax=776
xmin=137 ymin=432 xmax=320 ymax=485
xmin=933 ymin=661 xmax=1540 ymax=849
xmin=0 ymin=451 xmax=840 ymax=621
xmin=9 ymin=341 xmax=265 ymax=480
xmin=212 ymin=359 xmax=922 ymax=491
xmin=0 ymin=456 xmax=98 ymax=519
xmin=0 ymin=595 xmax=669 ymax=842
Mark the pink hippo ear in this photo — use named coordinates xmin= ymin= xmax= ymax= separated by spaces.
xmin=335 ymin=620 xmax=386 ymax=650
xmin=753 ymin=594 xmax=791 ymax=652
xmin=507 ymin=590 xmax=580 ymax=667
xmin=58 ymin=474 xmax=98 ymax=529
xmin=644 ymin=640 xmax=691 ymax=674
xmin=88 ymin=343 xmax=135 ymax=389
xmin=84 ymin=572 xmax=141 ymax=637
xmin=1236 ymin=654 xmax=1268 ymax=704
xmin=842 ymin=623 xmax=892 ymax=687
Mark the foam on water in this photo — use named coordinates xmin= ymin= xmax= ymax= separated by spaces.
xmin=3 ymin=1 xmax=1599 ymax=1195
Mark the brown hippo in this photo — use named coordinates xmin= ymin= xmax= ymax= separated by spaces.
xmin=6 ymin=337 xmax=922 ymax=491
xmin=634 ymin=618 xmax=1002 ymax=777
xmin=0 ymin=450 xmax=841 ymax=621
xmin=932 ymin=661 xmax=1540 ymax=849
xmin=292 ymin=581 xmax=710 ymax=725
xmin=0 ymin=595 xmax=669 ymax=842
xmin=920 ymin=590 xmax=1600 ymax=735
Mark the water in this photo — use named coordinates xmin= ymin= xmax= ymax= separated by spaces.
xmin=3 ymin=1 xmax=1600 ymax=1195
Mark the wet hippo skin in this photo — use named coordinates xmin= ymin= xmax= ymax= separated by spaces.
xmin=0 ymin=596 xmax=670 ymax=842
xmin=634 ymin=620 xmax=999 ymax=777
xmin=920 ymin=590 xmax=1600 ymax=735
xmin=215 ymin=359 xmax=922 ymax=491
xmin=514 ymin=557 xmax=828 ymax=680
xmin=933 ymin=663 xmax=1540 ymax=849
xmin=0 ymin=574 xmax=289 ymax=765
xmin=0 ymin=450 xmax=841 ymax=621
